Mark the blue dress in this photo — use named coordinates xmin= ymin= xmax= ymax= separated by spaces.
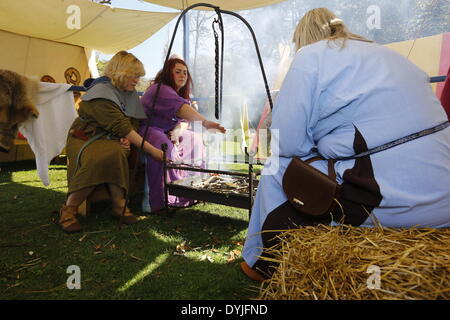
xmin=243 ymin=39 xmax=450 ymax=275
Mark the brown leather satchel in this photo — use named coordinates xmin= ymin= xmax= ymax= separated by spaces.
xmin=282 ymin=156 xmax=340 ymax=217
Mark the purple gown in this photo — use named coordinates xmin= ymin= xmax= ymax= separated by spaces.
xmin=139 ymin=84 xmax=204 ymax=212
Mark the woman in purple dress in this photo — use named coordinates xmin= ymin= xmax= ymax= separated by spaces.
xmin=139 ymin=58 xmax=226 ymax=213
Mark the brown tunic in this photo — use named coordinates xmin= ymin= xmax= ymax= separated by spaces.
xmin=66 ymin=98 xmax=138 ymax=194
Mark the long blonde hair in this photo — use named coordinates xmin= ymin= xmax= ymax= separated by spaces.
xmin=293 ymin=8 xmax=372 ymax=51
xmin=103 ymin=51 xmax=145 ymax=90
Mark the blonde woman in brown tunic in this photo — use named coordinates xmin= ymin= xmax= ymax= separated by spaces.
xmin=59 ymin=51 xmax=163 ymax=233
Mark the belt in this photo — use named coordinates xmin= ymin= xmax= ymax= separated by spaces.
xmin=74 ymin=129 xmax=120 ymax=172
xmin=335 ymin=121 xmax=449 ymax=161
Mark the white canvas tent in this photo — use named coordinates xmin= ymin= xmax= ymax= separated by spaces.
xmin=143 ymin=0 xmax=288 ymax=11
xmin=0 ymin=0 xmax=179 ymax=55
xmin=0 ymin=0 xmax=289 ymax=83
xmin=0 ymin=0 xmax=177 ymax=163
xmin=0 ymin=0 xmax=179 ymax=82
xmin=0 ymin=0 xmax=290 ymax=163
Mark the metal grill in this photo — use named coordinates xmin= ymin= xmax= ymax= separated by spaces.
xmin=162 ymin=148 xmax=262 ymax=216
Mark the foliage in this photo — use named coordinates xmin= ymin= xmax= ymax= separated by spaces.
xmin=136 ymin=78 xmax=151 ymax=93
xmin=96 ymin=56 xmax=107 ymax=76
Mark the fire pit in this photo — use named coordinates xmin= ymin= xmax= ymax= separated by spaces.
xmin=162 ymin=156 xmax=261 ymax=216
xmin=190 ymin=174 xmax=256 ymax=195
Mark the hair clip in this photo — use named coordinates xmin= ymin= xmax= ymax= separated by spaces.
xmin=329 ymin=18 xmax=343 ymax=25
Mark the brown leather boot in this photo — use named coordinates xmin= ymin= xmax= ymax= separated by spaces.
xmin=59 ymin=204 xmax=82 ymax=233
xmin=112 ymin=206 xmax=138 ymax=225
xmin=240 ymin=261 xmax=265 ymax=282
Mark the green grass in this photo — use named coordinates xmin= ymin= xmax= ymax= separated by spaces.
xmin=0 ymin=160 xmax=261 ymax=300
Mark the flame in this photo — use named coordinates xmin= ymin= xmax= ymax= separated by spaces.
xmin=240 ymin=100 xmax=250 ymax=154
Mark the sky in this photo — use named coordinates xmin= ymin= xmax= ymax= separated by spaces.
xmin=98 ymin=0 xmax=184 ymax=79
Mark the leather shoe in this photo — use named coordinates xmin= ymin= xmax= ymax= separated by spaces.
xmin=240 ymin=261 xmax=266 ymax=282
xmin=112 ymin=206 xmax=138 ymax=225
xmin=59 ymin=204 xmax=82 ymax=233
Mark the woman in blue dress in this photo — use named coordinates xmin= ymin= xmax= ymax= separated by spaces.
xmin=241 ymin=8 xmax=450 ymax=281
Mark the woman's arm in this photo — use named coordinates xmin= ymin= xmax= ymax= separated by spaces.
xmin=176 ymin=104 xmax=226 ymax=133
xmin=125 ymin=130 xmax=164 ymax=162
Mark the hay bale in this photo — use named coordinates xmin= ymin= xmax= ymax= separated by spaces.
xmin=257 ymin=225 xmax=450 ymax=300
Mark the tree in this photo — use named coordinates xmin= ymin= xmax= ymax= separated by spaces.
xmin=407 ymin=0 xmax=450 ymax=40
xmin=189 ymin=11 xmax=216 ymax=81
xmin=136 ymin=78 xmax=151 ymax=93
xmin=96 ymin=56 xmax=107 ymax=76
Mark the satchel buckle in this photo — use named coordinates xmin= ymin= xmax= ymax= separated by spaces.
xmin=292 ymin=198 xmax=304 ymax=206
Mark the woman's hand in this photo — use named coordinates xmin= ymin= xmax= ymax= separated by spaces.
xmin=202 ymin=120 xmax=226 ymax=134
xmin=125 ymin=130 xmax=165 ymax=162
xmin=119 ymin=138 xmax=131 ymax=150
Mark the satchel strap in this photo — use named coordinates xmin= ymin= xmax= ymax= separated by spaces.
xmin=327 ymin=159 xmax=336 ymax=180
xmin=305 ymin=156 xmax=323 ymax=164
xmin=305 ymin=156 xmax=336 ymax=180
xmin=335 ymin=121 xmax=449 ymax=161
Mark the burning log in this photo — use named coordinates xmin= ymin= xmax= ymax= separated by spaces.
xmin=165 ymin=162 xmax=261 ymax=212
xmin=190 ymin=174 xmax=257 ymax=196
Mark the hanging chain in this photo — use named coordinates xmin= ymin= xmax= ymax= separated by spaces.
xmin=212 ymin=18 xmax=220 ymax=119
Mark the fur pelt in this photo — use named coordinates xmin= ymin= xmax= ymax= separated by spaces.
xmin=0 ymin=69 xmax=39 ymax=152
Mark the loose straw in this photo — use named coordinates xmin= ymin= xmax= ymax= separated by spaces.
xmin=256 ymin=225 xmax=450 ymax=300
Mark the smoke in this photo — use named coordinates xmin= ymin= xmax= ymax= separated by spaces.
xmin=185 ymin=0 xmax=449 ymax=165
xmin=189 ymin=0 xmax=449 ymax=131
xmin=189 ymin=5 xmax=294 ymax=131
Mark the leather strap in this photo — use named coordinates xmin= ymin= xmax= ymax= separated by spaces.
xmin=335 ymin=121 xmax=449 ymax=161
xmin=305 ymin=156 xmax=323 ymax=164
xmin=74 ymin=131 xmax=107 ymax=172
xmin=327 ymin=159 xmax=336 ymax=180
xmin=305 ymin=156 xmax=336 ymax=180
